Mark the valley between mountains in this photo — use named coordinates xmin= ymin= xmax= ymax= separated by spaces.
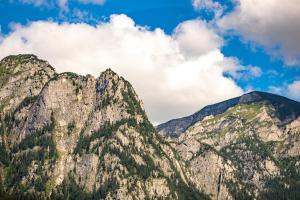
xmin=0 ymin=55 xmax=300 ymax=200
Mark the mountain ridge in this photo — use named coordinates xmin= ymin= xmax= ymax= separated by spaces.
xmin=157 ymin=91 xmax=300 ymax=138
xmin=1 ymin=54 xmax=300 ymax=200
xmin=0 ymin=54 xmax=207 ymax=199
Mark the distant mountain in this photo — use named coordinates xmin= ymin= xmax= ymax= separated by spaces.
xmin=157 ymin=91 xmax=300 ymax=138
xmin=158 ymin=91 xmax=300 ymax=200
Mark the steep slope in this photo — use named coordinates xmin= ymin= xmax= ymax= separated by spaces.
xmin=0 ymin=55 xmax=207 ymax=200
xmin=157 ymin=91 xmax=300 ymax=138
xmin=163 ymin=93 xmax=300 ymax=199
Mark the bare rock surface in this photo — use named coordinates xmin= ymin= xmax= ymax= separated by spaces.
xmin=0 ymin=55 xmax=207 ymax=200
xmin=1 ymin=54 xmax=300 ymax=200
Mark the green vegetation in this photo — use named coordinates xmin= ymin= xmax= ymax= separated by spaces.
xmin=101 ymin=93 xmax=112 ymax=107
xmin=3 ymin=111 xmax=57 ymax=195
xmin=17 ymin=95 xmax=37 ymax=110
xmin=217 ymin=135 xmax=276 ymax=198
xmin=13 ymin=115 xmax=56 ymax=154
xmin=52 ymin=172 xmax=120 ymax=200
xmin=260 ymin=156 xmax=300 ymax=199
xmin=63 ymin=72 xmax=78 ymax=79
xmin=202 ymin=102 xmax=264 ymax=124
xmin=0 ymin=184 xmax=15 ymax=200
xmin=51 ymin=175 xmax=90 ymax=200
xmin=0 ymin=65 xmax=9 ymax=77
xmin=0 ymin=63 xmax=12 ymax=87
xmin=220 ymin=136 xmax=270 ymax=180
xmin=97 ymin=177 xmax=119 ymax=199
xmin=67 ymin=121 xmax=76 ymax=135
xmin=75 ymin=118 xmax=137 ymax=154
xmin=166 ymin=172 xmax=210 ymax=200
xmin=224 ymin=180 xmax=252 ymax=200
xmin=0 ymin=142 xmax=10 ymax=166
xmin=45 ymin=179 xmax=54 ymax=197
xmin=75 ymin=84 xmax=82 ymax=95
xmin=103 ymin=145 xmax=156 ymax=180
xmin=122 ymin=86 xmax=146 ymax=116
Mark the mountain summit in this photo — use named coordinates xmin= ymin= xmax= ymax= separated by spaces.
xmin=158 ymin=91 xmax=300 ymax=199
xmin=1 ymin=55 xmax=300 ymax=200
xmin=157 ymin=91 xmax=300 ymax=138
xmin=0 ymin=55 xmax=206 ymax=199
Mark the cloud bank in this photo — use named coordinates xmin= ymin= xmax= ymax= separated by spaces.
xmin=218 ymin=0 xmax=300 ymax=66
xmin=0 ymin=14 xmax=249 ymax=123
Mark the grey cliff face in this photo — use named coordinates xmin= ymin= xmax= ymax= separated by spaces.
xmin=0 ymin=55 xmax=207 ymax=200
xmin=160 ymin=92 xmax=300 ymax=199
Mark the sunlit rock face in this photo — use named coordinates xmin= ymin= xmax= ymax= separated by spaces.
xmin=1 ymin=54 xmax=300 ymax=200
xmin=0 ymin=55 xmax=207 ymax=200
xmin=159 ymin=91 xmax=300 ymax=199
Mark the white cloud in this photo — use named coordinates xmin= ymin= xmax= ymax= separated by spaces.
xmin=269 ymin=80 xmax=300 ymax=101
xmin=192 ymin=0 xmax=224 ymax=18
xmin=218 ymin=0 xmax=300 ymax=66
xmin=288 ymin=81 xmax=300 ymax=99
xmin=248 ymin=66 xmax=262 ymax=77
xmin=173 ymin=20 xmax=222 ymax=58
xmin=268 ymin=86 xmax=282 ymax=95
xmin=221 ymin=60 xmax=262 ymax=80
xmin=0 ymin=14 xmax=245 ymax=123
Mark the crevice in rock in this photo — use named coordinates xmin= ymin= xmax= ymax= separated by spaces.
xmin=217 ymin=169 xmax=223 ymax=200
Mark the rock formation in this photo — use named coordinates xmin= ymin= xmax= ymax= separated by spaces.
xmin=1 ymin=54 xmax=300 ymax=200
xmin=159 ymin=91 xmax=300 ymax=199
xmin=0 ymin=55 xmax=206 ymax=200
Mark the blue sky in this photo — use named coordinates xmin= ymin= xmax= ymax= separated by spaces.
xmin=0 ymin=0 xmax=299 ymax=122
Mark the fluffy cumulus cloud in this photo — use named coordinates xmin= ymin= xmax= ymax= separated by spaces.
xmin=0 ymin=14 xmax=248 ymax=123
xmin=218 ymin=0 xmax=300 ymax=66
xmin=173 ymin=20 xmax=222 ymax=58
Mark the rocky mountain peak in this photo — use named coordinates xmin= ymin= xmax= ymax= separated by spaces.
xmin=0 ymin=54 xmax=205 ymax=200
xmin=172 ymin=91 xmax=300 ymax=200
xmin=239 ymin=91 xmax=266 ymax=103
xmin=0 ymin=54 xmax=55 ymax=75
xmin=0 ymin=54 xmax=56 ymax=116
xmin=240 ymin=91 xmax=300 ymax=123
xmin=101 ymin=68 xmax=117 ymax=76
xmin=157 ymin=91 xmax=300 ymax=137
xmin=2 ymin=54 xmax=300 ymax=200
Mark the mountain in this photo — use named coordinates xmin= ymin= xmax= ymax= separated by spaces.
xmin=157 ymin=91 xmax=300 ymax=138
xmin=1 ymin=54 xmax=300 ymax=200
xmin=158 ymin=91 xmax=300 ymax=199
xmin=0 ymin=55 xmax=207 ymax=200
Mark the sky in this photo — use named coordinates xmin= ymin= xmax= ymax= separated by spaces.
xmin=0 ymin=0 xmax=300 ymax=124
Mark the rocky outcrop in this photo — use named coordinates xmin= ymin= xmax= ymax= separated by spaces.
xmin=157 ymin=91 xmax=300 ymax=138
xmin=0 ymin=55 xmax=207 ymax=200
xmin=169 ymin=98 xmax=300 ymax=199
xmin=1 ymin=54 xmax=300 ymax=200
